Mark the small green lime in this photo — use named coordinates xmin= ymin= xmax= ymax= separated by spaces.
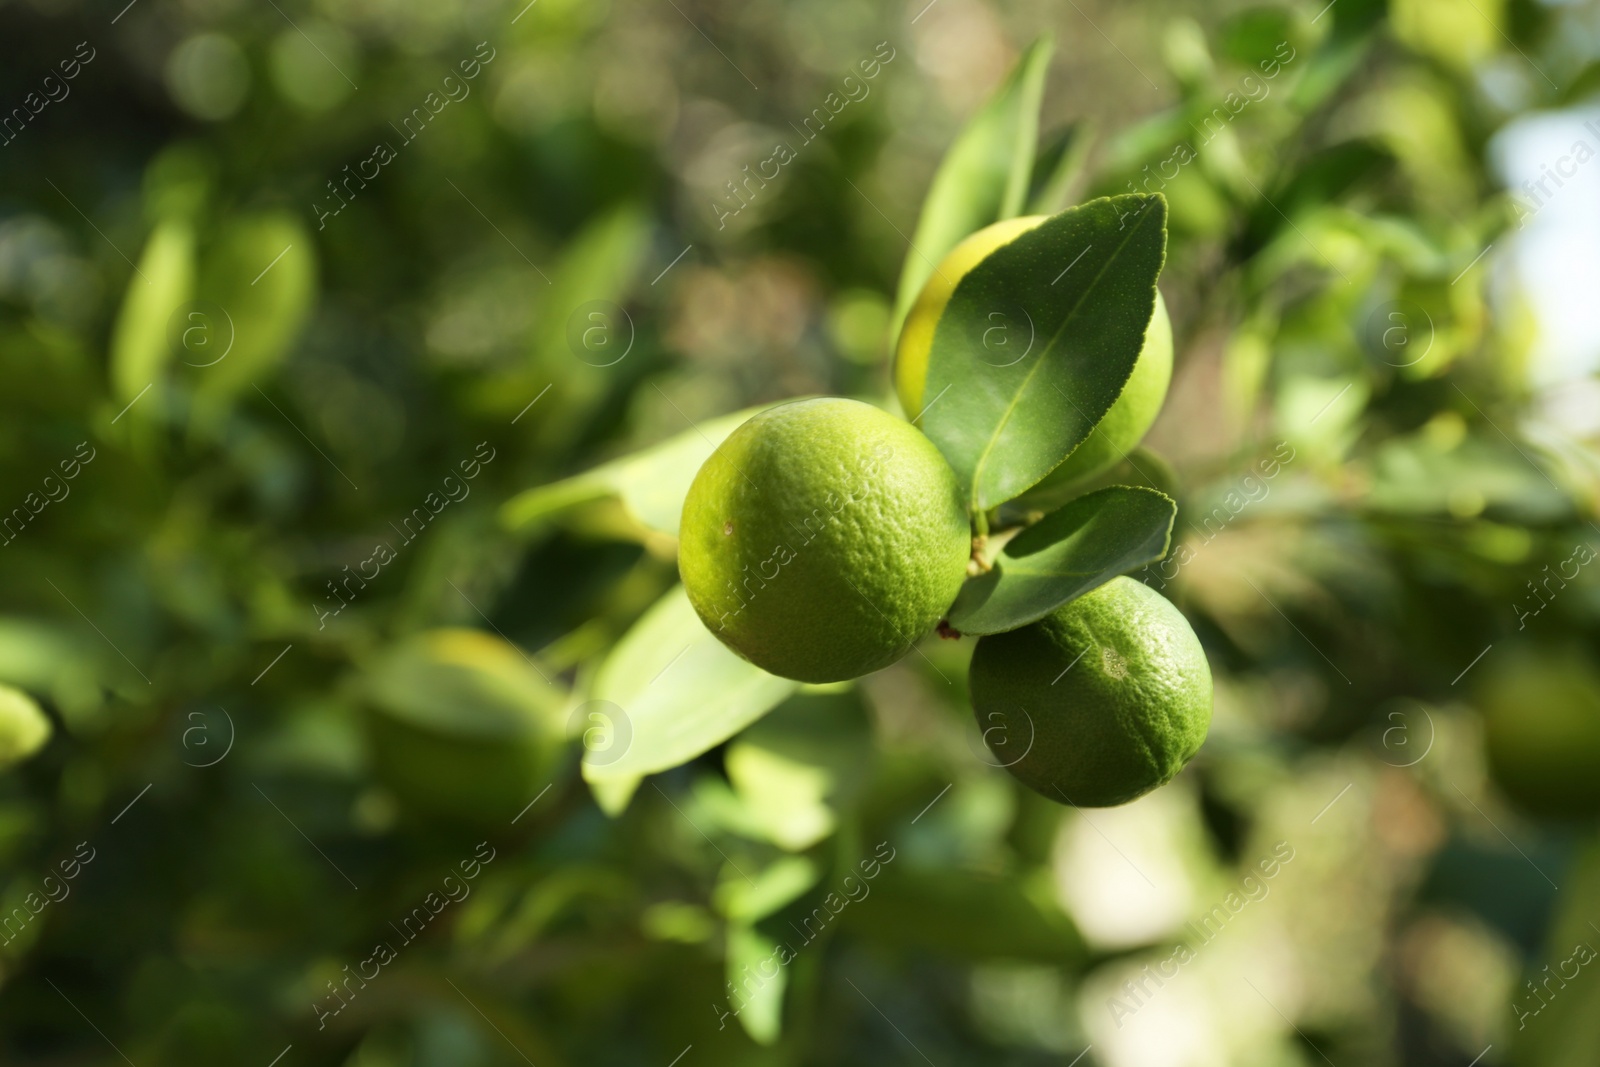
xmin=362 ymin=629 xmax=563 ymax=824
xmin=1479 ymin=644 xmax=1600 ymax=819
xmin=894 ymin=215 xmax=1172 ymax=492
xmin=969 ymin=577 xmax=1212 ymax=807
xmin=679 ymin=397 xmax=970 ymax=683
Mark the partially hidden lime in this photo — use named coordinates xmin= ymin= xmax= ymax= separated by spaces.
xmin=894 ymin=215 xmax=1173 ymax=494
xmin=679 ymin=397 xmax=970 ymax=683
xmin=362 ymin=629 xmax=564 ymax=824
xmin=969 ymin=576 xmax=1212 ymax=807
xmin=1479 ymin=644 xmax=1600 ymax=819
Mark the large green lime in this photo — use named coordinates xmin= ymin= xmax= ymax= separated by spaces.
xmin=969 ymin=577 xmax=1212 ymax=806
xmin=1479 ymin=644 xmax=1600 ymax=819
xmin=679 ymin=397 xmax=970 ymax=683
xmin=894 ymin=215 xmax=1172 ymax=493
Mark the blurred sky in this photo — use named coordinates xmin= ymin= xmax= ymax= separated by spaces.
xmin=1493 ymin=103 xmax=1600 ymax=386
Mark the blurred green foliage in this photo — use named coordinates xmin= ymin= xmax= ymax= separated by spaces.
xmin=3 ymin=0 xmax=1600 ymax=1065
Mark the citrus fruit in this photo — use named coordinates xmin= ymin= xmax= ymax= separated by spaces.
xmin=679 ymin=397 xmax=970 ymax=683
xmin=1478 ymin=644 xmax=1600 ymax=819
xmin=362 ymin=629 xmax=564 ymax=824
xmin=894 ymin=215 xmax=1173 ymax=493
xmin=968 ymin=576 xmax=1211 ymax=806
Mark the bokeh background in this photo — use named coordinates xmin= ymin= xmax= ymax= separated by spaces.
xmin=4 ymin=0 xmax=1600 ymax=1063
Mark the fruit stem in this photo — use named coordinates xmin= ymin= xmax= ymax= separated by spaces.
xmin=969 ymin=534 xmax=991 ymax=575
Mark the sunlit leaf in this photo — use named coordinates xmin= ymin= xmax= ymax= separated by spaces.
xmin=500 ymin=404 xmax=770 ymax=538
xmin=0 ymin=685 xmax=51 ymax=769
xmin=726 ymin=922 xmax=787 ymax=1045
xmin=724 ymin=689 xmax=872 ymax=851
xmin=714 ymin=854 xmax=820 ymax=922
xmin=109 ymin=219 xmax=195 ymax=406
xmin=582 ymin=586 xmax=797 ymax=813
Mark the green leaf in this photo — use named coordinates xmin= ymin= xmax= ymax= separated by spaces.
xmin=724 ymin=689 xmax=873 ymax=851
xmin=714 ymin=854 xmax=821 ymax=922
xmin=844 ymin=866 xmax=1084 ymax=962
xmin=109 ymin=219 xmax=195 ymax=405
xmin=193 ymin=213 xmax=317 ymax=416
xmin=1026 ymin=122 xmax=1095 ymax=216
xmin=1511 ymin=833 xmax=1600 ymax=1065
xmin=581 ymin=586 xmax=797 ymax=813
xmin=528 ymin=205 xmax=652 ymax=443
xmin=361 ymin=628 xmax=564 ymax=740
xmin=726 ymin=922 xmax=788 ymax=1045
xmin=922 ymin=195 xmax=1168 ymax=511
xmin=0 ymin=685 xmax=52 ymax=769
xmin=500 ymin=404 xmax=770 ymax=538
xmin=949 ymin=486 xmax=1175 ymax=635
xmin=890 ymin=36 xmax=1053 ymax=336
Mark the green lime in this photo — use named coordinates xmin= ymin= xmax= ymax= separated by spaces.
xmin=895 ymin=214 xmax=1049 ymax=416
xmin=362 ymin=629 xmax=564 ymax=824
xmin=679 ymin=397 xmax=970 ymax=683
xmin=1035 ymin=293 xmax=1171 ymax=491
xmin=969 ymin=576 xmax=1212 ymax=807
xmin=1479 ymin=644 xmax=1600 ymax=819
xmin=894 ymin=215 xmax=1172 ymax=492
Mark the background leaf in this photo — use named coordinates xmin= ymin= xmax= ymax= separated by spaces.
xmin=1510 ymin=833 xmax=1600 ymax=1066
xmin=1026 ymin=122 xmax=1096 ymax=216
xmin=192 ymin=213 xmax=317 ymax=419
xmin=108 ymin=220 xmax=194 ymax=406
xmin=923 ymin=195 xmax=1167 ymax=511
xmin=889 ymin=36 xmax=1054 ymax=336
xmin=500 ymin=404 xmax=771 ymax=538
xmin=949 ymin=486 xmax=1176 ymax=635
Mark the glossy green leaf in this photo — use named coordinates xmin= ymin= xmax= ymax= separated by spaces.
xmin=528 ymin=205 xmax=652 ymax=444
xmin=500 ymin=405 xmax=769 ymax=538
xmin=890 ymin=36 xmax=1053 ymax=336
xmin=109 ymin=219 xmax=195 ymax=405
xmin=949 ymin=486 xmax=1176 ymax=635
xmin=0 ymin=685 xmax=51 ymax=769
xmin=581 ymin=586 xmax=797 ymax=813
xmin=923 ymin=195 xmax=1168 ymax=511
xmin=1026 ymin=122 xmax=1095 ymax=216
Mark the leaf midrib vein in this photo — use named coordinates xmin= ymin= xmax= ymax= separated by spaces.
xmin=965 ymin=204 xmax=1160 ymax=511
